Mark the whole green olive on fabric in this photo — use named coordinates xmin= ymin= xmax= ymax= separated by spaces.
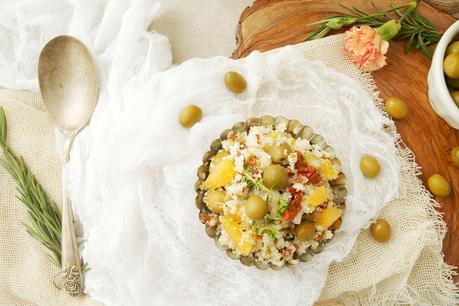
xmin=451 ymin=147 xmax=459 ymax=168
xmin=427 ymin=174 xmax=451 ymax=197
xmin=245 ymin=195 xmax=268 ymax=220
xmin=295 ymin=221 xmax=316 ymax=241
xmin=446 ymin=77 xmax=459 ymax=89
xmin=224 ymin=71 xmax=247 ymax=93
xmin=370 ymin=218 xmax=391 ymax=242
xmin=263 ymin=165 xmax=289 ymax=189
xmin=360 ymin=155 xmax=381 ymax=178
xmin=385 ymin=96 xmax=409 ymax=120
xmin=265 ymin=143 xmax=290 ymax=163
xmin=443 ymin=53 xmax=459 ymax=79
xmin=451 ymin=91 xmax=459 ymax=107
xmin=179 ymin=104 xmax=202 ymax=128
xmin=205 ymin=189 xmax=226 ymax=213
xmin=446 ymin=41 xmax=459 ymax=56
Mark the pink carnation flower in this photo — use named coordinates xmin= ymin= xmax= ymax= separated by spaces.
xmin=344 ymin=25 xmax=389 ymax=72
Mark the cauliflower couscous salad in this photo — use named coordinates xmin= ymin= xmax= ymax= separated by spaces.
xmin=195 ymin=116 xmax=347 ymax=269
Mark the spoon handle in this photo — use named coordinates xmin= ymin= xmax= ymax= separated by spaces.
xmin=61 ymin=136 xmax=83 ymax=296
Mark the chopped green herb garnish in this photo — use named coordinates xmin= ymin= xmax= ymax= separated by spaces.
xmin=271 ymin=184 xmax=280 ymax=190
xmin=265 ymin=214 xmax=281 ymax=224
xmin=253 ymin=226 xmax=279 ymax=241
xmin=277 ymin=198 xmax=290 ymax=217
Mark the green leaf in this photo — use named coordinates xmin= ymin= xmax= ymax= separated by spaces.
xmin=243 ymin=164 xmax=253 ymax=172
xmin=405 ymin=33 xmax=416 ymax=54
xmin=277 ymin=198 xmax=290 ymax=217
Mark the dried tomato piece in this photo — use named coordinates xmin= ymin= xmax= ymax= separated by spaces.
xmin=295 ymin=152 xmax=322 ymax=184
xmin=301 ymin=167 xmax=322 ymax=184
xmin=245 ymin=155 xmax=257 ymax=167
xmin=282 ymin=192 xmax=303 ymax=221
xmin=199 ymin=213 xmax=212 ymax=224
xmin=295 ymin=151 xmax=305 ymax=169
xmin=280 ymin=247 xmax=292 ymax=257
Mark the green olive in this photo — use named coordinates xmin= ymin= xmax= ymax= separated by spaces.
xmin=224 ymin=71 xmax=247 ymax=93
xmin=265 ymin=143 xmax=290 ymax=163
xmin=446 ymin=77 xmax=459 ymax=89
xmin=245 ymin=195 xmax=269 ymax=220
xmin=427 ymin=174 xmax=451 ymax=197
xmin=360 ymin=155 xmax=381 ymax=178
xmin=263 ymin=165 xmax=289 ymax=189
xmin=370 ymin=218 xmax=391 ymax=242
xmin=179 ymin=105 xmax=202 ymax=128
xmin=385 ymin=96 xmax=409 ymax=120
xmin=295 ymin=221 xmax=316 ymax=241
xmin=446 ymin=41 xmax=459 ymax=56
xmin=452 ymin=146 xmax=459 ymax=168
xmin=451 ymin=91 xmax=459 ymax=107
xmin=443 ymin=53 xmax=459 ymax=79
xmin=204 ymin=189 xmax=226 ymax=213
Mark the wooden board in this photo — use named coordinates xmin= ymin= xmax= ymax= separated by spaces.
xmin=233 ymin=0 xmax=458 ymax=281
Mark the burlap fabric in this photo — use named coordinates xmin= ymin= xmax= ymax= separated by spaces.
xmin=0 ymin=3 xmax=458 ymax=306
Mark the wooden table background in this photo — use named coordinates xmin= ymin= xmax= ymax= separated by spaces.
xmin=232 ymin=0 xmax=458 ymax=282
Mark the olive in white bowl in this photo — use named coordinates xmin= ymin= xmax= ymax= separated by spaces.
xmin=427 ymin=20 xmax=459 ymax=129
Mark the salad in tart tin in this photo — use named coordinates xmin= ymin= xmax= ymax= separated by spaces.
xmin=195 ymin=116 xmax=347 ymax=269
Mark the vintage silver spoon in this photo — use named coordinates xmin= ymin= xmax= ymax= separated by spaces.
xmin=38 ymin=35 xmax=98 ymax=296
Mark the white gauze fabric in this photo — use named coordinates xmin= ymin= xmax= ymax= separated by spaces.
xmin=0 ymin=0 xmax=401 ymax=305
xmin=70 ymin=50 xmax=401 ymax=306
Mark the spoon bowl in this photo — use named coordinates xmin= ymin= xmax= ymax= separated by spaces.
xmin=38 ymin=35 xmax=98 ymax=135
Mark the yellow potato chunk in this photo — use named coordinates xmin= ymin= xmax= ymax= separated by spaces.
xmin=221 ymin=214 xmax=254 ymax=255
xmin=267 ymin=131 xmax=279 ymax=140
xmin=305 ymin=186 xmax=328 ymax=208
xmin=319 ymin=159 xmax=339 ymax=180
xmin=204 ymin=156 xmax=235 ymax=190
xmin=209 ymin=151 xmax=229 ymax=172
xmin=304 ymin=152 xmax=321 ymax=169
xmin=316 ymin=207 xmax=343 ymax=229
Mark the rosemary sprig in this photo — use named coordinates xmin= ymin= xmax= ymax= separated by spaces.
xmin=0 ymin=107 xmax=87 ymax=272
xmin=305 ymin=1 xmax=442 ymax=59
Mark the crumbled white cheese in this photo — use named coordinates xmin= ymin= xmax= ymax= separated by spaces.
xmin=249 ymin=125 xmax=272 ymax=135
xmin=226 ymin=182 xmax=246 ymax=198
xmin=246 ymin=147 xmax=272 ymax=168
xmin=275 ymin=122 xmax=287 ymax=133
xmin=218 ymin=227 xmax=233 ymax=249
xmin=292 ymin=183 xmax=305 ymax=192
xmin=224 ymin=199 xmax=240 ymax=214
xmin=309 ymin=158 xmax=321 ymax=169
xmin=310 ymin=240 xmax=319 ymax=249
xmin=261 ymin=136 xmax=274 ymax=146
xmin=300 ymin=200 xmax=314 ymax=214
xmin=234 ymin=155 xmax=245 ymax=173
xmin=287 ymin=152 xmax=297 ymax=165
xmin=294 ymin=138 xmax=311 ymax=152
xmin=292 ymin=211 xmax=303 ymax=225
xmin=323 ymin=230 xmax=334 ymax=240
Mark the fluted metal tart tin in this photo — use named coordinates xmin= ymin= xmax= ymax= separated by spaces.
xmin=195 ymin=116 xmax=347 ymax=269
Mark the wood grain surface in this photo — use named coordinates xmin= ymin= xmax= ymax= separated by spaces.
xmin=232 ymin=0 xmax=458 ymax=282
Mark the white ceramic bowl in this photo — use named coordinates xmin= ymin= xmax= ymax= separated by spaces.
xmin=428 ymin=20 xmax=459 ymax=129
